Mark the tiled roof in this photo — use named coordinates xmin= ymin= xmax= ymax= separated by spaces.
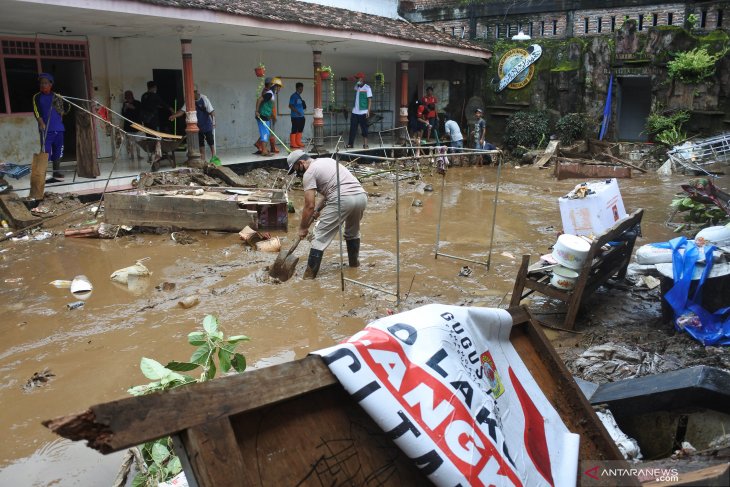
xmin=138 ymin=0 xmax=490 ymax=53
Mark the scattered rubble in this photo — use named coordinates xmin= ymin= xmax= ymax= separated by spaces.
xmin=22 ymin=369 xmax=55 ymax=392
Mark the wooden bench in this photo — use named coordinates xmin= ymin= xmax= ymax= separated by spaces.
xmin=510 ymin=209 xmax=644 ymax=330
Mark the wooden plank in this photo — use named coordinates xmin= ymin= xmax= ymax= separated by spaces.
xmin=556 ymin=161 xmax=632 ymax=180
xmin=535 ymin=139 xmax=559 ymax=168
xmin=42 ymin=355 xmax=338 ymax=453
xmin=130 ymin=122 xmax=183 ymax=140
xmin=181 ymin=418 xmax=246 ymax=486
xmin=0 ymin=194 xmax=42 ymax=228
xmin=204 ymin=166 xmax=248 ymax=187
xmin=104 ymin=192 xmax=258 ymax=231
xmin=599 ymin=151 xmax=648 ymax=173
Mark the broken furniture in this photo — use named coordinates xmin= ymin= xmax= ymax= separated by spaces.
xmin=510 ymin=209 xmax=644 ymax=330
xmin=104 ymin=186 xmax=287 ymax=232
xmin=43 ymin=307 xmax=631 ymax=486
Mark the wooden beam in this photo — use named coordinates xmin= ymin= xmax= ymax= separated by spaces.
xmin=599 ymin=151 xmax=648 ymax=173
xmin=535 ymin=139 xmax=559 ymax=168
xmin=181 ymin=418 xmax=246 ymax=486
xmin=204 ymin=166 xmax=249 ymax=187
xmin=42 ymin=355 xmax=338 ymax=453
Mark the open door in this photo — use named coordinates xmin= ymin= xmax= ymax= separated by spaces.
xmin=617 ymin=76 xmax=651 ymax=142
xmin=153 ymin=68 xmax=184 ymax=137
xmin=41 ymin=59 xmax=89 ymax=160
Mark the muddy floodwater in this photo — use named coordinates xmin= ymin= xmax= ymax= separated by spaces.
xmin=0 ymin=165 xmax=723 ymax=485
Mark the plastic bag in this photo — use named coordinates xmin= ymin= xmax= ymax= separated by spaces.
xmin=110 ymin=258 xmax=151 ymax=285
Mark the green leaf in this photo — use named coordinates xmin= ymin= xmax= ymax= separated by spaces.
xmin=204 ymin=360 xmax=217 ymax=381
xmin=203 ymin=315 xmax=218 ymax=335
xmin=188 ymin=331 xmax=206 ymax=346
xmin=218 ymin=348 xmax=232 ymax=373
xmin=127 ymin=384 xmax=154 ymax=396
xmin=140 ymin=358 xmax=169 ymax=380
xmin=190 ymin=344 xmax=212 ymax=366
xmin=231 ymin=353 xmax=247 ymax=373
xmin=226 ymin=335 xmax=250 ymax=344
xmin=165 ymin=455 xmax=182 ymax=476
xmin=151 ymin=442 xmax=170 ymax=466
xmin=165 ymin=361 xmax=200 ymax=372
xmin=131 ymin=472 xmax=148 ymax=487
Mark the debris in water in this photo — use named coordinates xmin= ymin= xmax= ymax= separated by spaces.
xmin=157 ymin=282 xmax=176 ymax=292
xmin=23 ymin=368 xmax=55 ymax=392
xmin=67 ymin=301 xmax=85 ymax=310
xmin=111 ymin=259 xmax=151 ymax=284
xmin=501 ymin=251 xmax=516 ymax=259
xmin=459 ymin=266 xmax=473 ymax=277
xmin=423 ymin=184 xmax=434 ymax=192
xmin=178 ymin=296 xmax=200 ymax=309
xmin=49 ymin=280 xmax=72 ymax=288
xmin=171 ymin=231 xmax=197 ymax=245
xmin=412 ymin=199 xmax=423 ymax=207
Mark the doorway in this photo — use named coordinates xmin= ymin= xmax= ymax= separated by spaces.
xmin=617 ymin=76 xmax=651 ymax=141
xmin=41 ymin=59 xmax=89 ymax=159
xmin=153 ymin=69 xmax=184 ymax=136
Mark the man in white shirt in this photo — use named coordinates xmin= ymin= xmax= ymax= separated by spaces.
xmin=346 ymin=72 xmax=372 ymax=149
xmin=443 ymin=113 xmax=463 ymax=151
xmin=286 ymin=149 xmax=368 ymax=279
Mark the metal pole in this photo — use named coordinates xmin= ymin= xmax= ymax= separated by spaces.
xmin=486 ymin=154 xmax=503 ymax=270
xmin=336 ymin=151 xmax=344 ymax=291
xmin=434 ymin=172 xmax=446 ymax=259
xmin=395 ymin=150 xmax=401 ymax=307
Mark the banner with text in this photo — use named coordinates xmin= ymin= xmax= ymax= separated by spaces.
xmin=315 ymin=305 xmax=579 ymax=486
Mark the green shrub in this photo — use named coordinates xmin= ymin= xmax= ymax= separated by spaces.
xmin=645 ymin=110 xmax=690 ymax=135
xmin=503 ymin=111 xmax=550 ymax=155
xmin=555 ymin=113 xmax=588 ymax=145
xmin=667 ymin=48 xmax=721 ymax=83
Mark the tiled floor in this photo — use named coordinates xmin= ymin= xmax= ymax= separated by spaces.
xmin=5 ymin=136 xmax=405 ymax=198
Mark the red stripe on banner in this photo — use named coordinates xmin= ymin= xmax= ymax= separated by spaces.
xmin=350 ymin=329 xmax=522 ymax=487
xmin=508 ymin=367 xmax=554 ymax=486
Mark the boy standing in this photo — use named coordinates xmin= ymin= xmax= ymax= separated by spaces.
xmin=346 ymin=72 xmax=372 ymax=149
xmin=288 ymin=82 xmax=306 ymax=149
xmin=33 ymin=73 xmax=70 ymax=180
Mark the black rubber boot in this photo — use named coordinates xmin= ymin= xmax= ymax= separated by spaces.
xmin=303 ymin=249 xmax=324 ymax=279
xmin=346 ymin=238 xmax=360 ymax=267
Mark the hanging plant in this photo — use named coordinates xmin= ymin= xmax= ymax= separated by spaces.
xmin=254 ymin=62 xmax=266 ymax=78
xmin=373 ymin=71 xmax=385 ymax=94
xmin=320 ymin=65 xmax=333 ymax=80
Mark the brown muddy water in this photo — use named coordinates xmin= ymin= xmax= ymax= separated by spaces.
xmin=0 ymin=165 xmax=720 ymax=485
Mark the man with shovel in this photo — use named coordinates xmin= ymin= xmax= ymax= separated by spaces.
xmin=33 ymin=73 xmax=70 ymax=180
xmin=287 ymin=149 xmax=367 ymax=279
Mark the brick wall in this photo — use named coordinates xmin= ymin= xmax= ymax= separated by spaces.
xmin=405 ymin=0 xmax=460 ymax=10
xmin=474 ymin=14 xmax=569 ymax=40
xmin=573 ymin=5 xmax=685 ymax=36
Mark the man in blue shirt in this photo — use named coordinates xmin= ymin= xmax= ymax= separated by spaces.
xmin=288 ymin=82 xmax=306 ymax=149
xmin=33 ymin=73 xmax=70 ymax=180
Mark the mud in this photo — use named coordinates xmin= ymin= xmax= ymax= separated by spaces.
xmin=1 ymin=162 xmax=729 ymax=484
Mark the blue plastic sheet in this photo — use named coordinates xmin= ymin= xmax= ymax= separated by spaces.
xmin=652 ymin=237 xmax=730 ymax=345
xmin=0 ymin=163 xmax=31 ymax=179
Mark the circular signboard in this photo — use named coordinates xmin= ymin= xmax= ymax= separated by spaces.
xmin=498 ymin=48 xmax=536 ymax=90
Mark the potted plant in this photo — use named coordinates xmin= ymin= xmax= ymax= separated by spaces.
xmin=254 ymin=63 xmax=266 ymax=78
xmin=320 ymin=66 xmax=333 ymax=80
xmin=374 ymin=71 xmax=385 ymax=92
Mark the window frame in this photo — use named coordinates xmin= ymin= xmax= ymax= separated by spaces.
xmin=0 ymin=36 xmax=90 ymax=116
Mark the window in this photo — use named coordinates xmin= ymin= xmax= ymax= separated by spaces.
xmin=719 ymin=9 xmax=724 ymax=27
xmin=597 ymin=17 xmax=603 ymax=33
xmin=495 ymin=24 xmax=500 ymax=38
xmin=611 ymin=16 xmax=616 ymax=31
xmin=528 ymin=22 xmax=533 ymax=36
xmin=584 ymin=17 xmax=589 ymax=33
xmin=0 ymin=37 xmax=88 ymax=114
xmin=653 ymin=13 xmax=658 ymax=26
xmin=668 ymin=13 xmax=673 ymax=25
xmin=451 ymin=26 xmax=455 ymax=36
xmin=701 ymin=10 xmax=707 ymax=28
xmin=553 ymin=19 xmax=557 ymax=35
xmin=541 ymin=20 xmax=545 ymax=36
xmin=639 ymin=14 xmax=644 ymax=30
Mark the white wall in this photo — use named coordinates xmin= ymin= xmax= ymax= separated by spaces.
xmin=297 ymin=0 xmax=400 ymax=19
xmin=0 ymin=35 xmax=399 ymax=162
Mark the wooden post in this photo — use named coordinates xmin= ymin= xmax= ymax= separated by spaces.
xmin=310 ymin=44 xmax=324 ymax=151
xmin=398 ymin=52 xmax=411 ymax=143
xmin=181 ymin=39 xmax=202 ymax=168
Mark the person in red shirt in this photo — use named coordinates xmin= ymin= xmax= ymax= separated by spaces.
xmin=421 ymin=86 xmax=438 ymax=141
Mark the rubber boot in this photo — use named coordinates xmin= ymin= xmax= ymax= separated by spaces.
xmin=303 ymin=249 xmax=324 ymax=279
xmin=253 ymin=140 xmax=262 ymax=155
xmin=295 ymin=132 xmax=305 ymax=148
xmin=270 ymin=136 xmax=279 ymax=154
xmin=346 ymin=238 xmax=360 ymax=267
xmin=259 ymin=140 xmax=271 ymax=157
xmin=290 ymin=134 xmax=298 ymax=150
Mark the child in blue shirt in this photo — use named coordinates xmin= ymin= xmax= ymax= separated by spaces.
xmin=33 ymin=73 xmax=70 ymax=179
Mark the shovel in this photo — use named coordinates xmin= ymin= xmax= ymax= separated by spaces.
xmin=269 ymin=212 xmax=315 ymax=281
xmin=268 ymin=234 xmax=304 ymax=282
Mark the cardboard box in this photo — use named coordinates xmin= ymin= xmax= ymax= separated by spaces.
xmin=559 ymin=179 xmax=627 ymax=236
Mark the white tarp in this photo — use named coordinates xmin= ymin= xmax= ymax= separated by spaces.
xmin=314 ymin=304 xmax=580 ymax=486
